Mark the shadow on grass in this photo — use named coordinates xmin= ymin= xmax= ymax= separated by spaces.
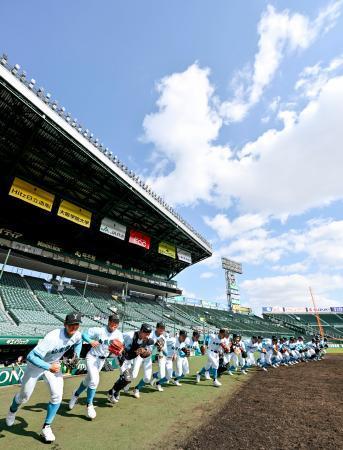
xmin=0 ymin=416 xmax=42 ymax=443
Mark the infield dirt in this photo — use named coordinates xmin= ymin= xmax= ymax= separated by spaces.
xmin=177 ymin=354 xmax=343 ymax=450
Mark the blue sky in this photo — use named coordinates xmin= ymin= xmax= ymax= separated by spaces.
xmin=2 ymin=1 xmax=343 ymax=313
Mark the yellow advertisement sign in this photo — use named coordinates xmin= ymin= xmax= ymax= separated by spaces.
xmin=232 ymin=305 xmax=252 ymax=314
xmin=57 ymin=200 xmax=92 ymax=228
xmin=158 ymin=241 xmax=176 ymax=259
xmin=9 ymin=177 xmax=55 ymax=212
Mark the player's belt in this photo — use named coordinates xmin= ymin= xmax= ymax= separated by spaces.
xmin=211 ymin=350 xmax=219 ymax=353
xmin=98 ymin=356 xmax=106 ymax=359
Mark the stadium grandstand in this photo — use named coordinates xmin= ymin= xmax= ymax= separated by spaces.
xmin=0 ymin=55 xmax=316 ymax=361
xmin=263 ymin=307 xmax=343 ymax=339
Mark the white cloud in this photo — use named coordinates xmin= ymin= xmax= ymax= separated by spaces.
xmin=295 ymin=54 xmax=343 ymax=98
xmin=241 ymin=273 xmax=343 ymax=313
xmin=272 ymin=262 xmax=309 ymax=274
xmin=221 ymin=1 xmax=342 ymax=122
xmin=143 ymin=60 xmax=343 ymax=218
xmin=200 ymin=271 xmax=216 ymax=279
xmin=204 ymin=213 xmax=267 ymax=240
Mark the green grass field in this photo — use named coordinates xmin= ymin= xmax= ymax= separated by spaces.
xmin=326 ymin=347 xmax=343 ymax=353
xmin=0 ymin=357 xmax=248 ymax=450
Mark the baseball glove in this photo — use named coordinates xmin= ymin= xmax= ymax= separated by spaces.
xmin=108 ymin=339 xmax=124 ymax=356
xmin=200 ymin=345 xmax=206 ymax=355
xmin=62 ymin=353 xmax=79 ymax=371
xmin=155 ymin=337 xmax=165 ymax=352
xmin=136 ymin=347 xmax=152 ymax=359
xmin=234 ymin=347 xmax=241 ymax=355
xmin=182 ymin=347 xmax=191 ymax=357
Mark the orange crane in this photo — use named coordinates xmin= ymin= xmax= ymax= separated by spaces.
xmin=309 ymin=287 xmax=324 ymax=338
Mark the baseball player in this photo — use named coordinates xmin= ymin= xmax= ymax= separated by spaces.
xmin=155 ymin=335 xmax=178 ymax=390
xmin=68 ymin=314 xmax=124 ymax=419
xmin=244 ymin=336 xmax=259 ymax=369
xmin=150 ymin=322 xmax=168 ymax=391
xmin=228 ymin=334 xmax=247 ymax=375
xmin=172 ymin=330 xmax=191 ymax=386
xmin=196 ymin=328 xmax=226 ymax=386
xmin=6 ymin=313 xmax=83 ymax=443
xmin=132 ymin=322 xmax=167 ymax=396
xmin=107 ymin=323 xmax=154 ymax=403
xmin=187 ymin=330 xmax=201 ymax=356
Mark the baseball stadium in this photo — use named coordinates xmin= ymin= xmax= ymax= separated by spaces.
xmin=0 ymin=55 xmax=342 ymax=450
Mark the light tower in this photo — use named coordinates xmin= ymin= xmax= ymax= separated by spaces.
xmin=221 ymin=258 xmax=243 ymax=312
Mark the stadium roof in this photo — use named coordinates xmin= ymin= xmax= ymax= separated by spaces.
xmin=0 ymin=55 xmax=212 ymax=291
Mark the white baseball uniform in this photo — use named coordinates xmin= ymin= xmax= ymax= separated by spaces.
xmin=14 ymin=328 xmax=82 ymax=407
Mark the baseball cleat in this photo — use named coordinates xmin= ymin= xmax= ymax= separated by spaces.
xmin=133 ymin=389 xmax=140 ymax=399
xmin=69 ymin=390 xmax=79 ymax=410
xmin=156 ymin=384 xmax=164 ymax=392
xmin=262 ymin=367 xmax=268 ymax=372
xmin=107 ymin=392 xmax=119 ymax=404
xmin=6 ymin=409 xmax=16 ymax=427
xmin=150 ymin=378 xmax=157 ymax=387
xmin=87 ymin=404 xmax=96 ymax=419
xmin=40 ymin=425 xmax=55 ymax=443
xmin=173 ymin=380 xmax=182 ymax=387
xmin=227 ymin=371 xmax=234 ymax=376
xmin=195 ymin=373 xmax=201 ymax=383
xmin=213 ymin=379 xmax=222 ymax=387
xmin=241 ymin=370 xmax=248 ymax=375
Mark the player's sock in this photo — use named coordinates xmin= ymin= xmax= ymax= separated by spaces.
xmin=86 ymin=388 xmax=96 ymax=405
xmin=212 ymin=369 xmax=218 ymax=380
xmin=175 ymin=374 xmax=184 ymax=381
xmin=10 ymin=395 xmax=20 ymax=413
xmin=135 ymin=378 xmax=145 ymax=391
xmin=198 ymin=367 xmax=206 ymax=376
xmin=157 ymin=376 xmax=168 ymax=386
xmin=228 ymin=365 xmax=235 ymax=372
xmin=75 ymin=381 xmax=87 ymax=397
xmin=152 ymin=371 xmax=159 ymax=379
xmin=44 ymin=402 xmax=60 ymax=425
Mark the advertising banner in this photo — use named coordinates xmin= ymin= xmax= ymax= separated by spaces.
xmin=0 ymin=358 xmax=120 ymax=387
xmin=129 ymin=230 xmax=151 ymax=249
xmin=100 ymin=217 xmax=126 ymax=240
xmin=307 ymin=307 xmax=331 ymax=313
xmin=331 ymin=306 xmax=343 ymax=313
xmin=9 ymin=177 xmax=55 ymax=212
xmin=284 ymin=307 xmax=307 ymax=313
xmin=158 ymin=242 xmax=176 ymax=259
xmin=233 ymin=305 xmax=252 ymax=314
xmin=57 ymin=200 xmax=92 ymax=228
xmin=177 ymin=248 xmax=192 ymax=264
xmin=262 ymin=306 xmax=284 ymax=313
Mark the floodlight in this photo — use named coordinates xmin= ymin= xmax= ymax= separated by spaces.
xmin=19 ymin=71 xmax=26 ymax=82
xmin=0 ymin=54 xmax=8 ymax=66
xmin=28 ymin=78 xmax=36 ymax=89
xmin=11 ymin=64 xmax=20 ymax=75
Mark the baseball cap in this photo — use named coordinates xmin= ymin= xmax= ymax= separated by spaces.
xmin=140 ymin=323 xmax=152 ymax=333
xmin=156 ymin=322 xmax=165 ymax=329
xmin=65 ymin=312 xmax=82 ymax=325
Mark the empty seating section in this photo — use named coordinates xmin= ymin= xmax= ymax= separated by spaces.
xmin=1 ymin=289 xmax=43 ymax=311
xmin=63 ymin=294 xmax=101 ymax=316
xmin=10 ymin=309 xmax=62 ymax=325
xmin=263 ymin=313 xmax=343 ymax=338
xmin=2 ymin=271 xmax=342 ymax=339
xmin=37 ymin=292 xmax=74 ymax=314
